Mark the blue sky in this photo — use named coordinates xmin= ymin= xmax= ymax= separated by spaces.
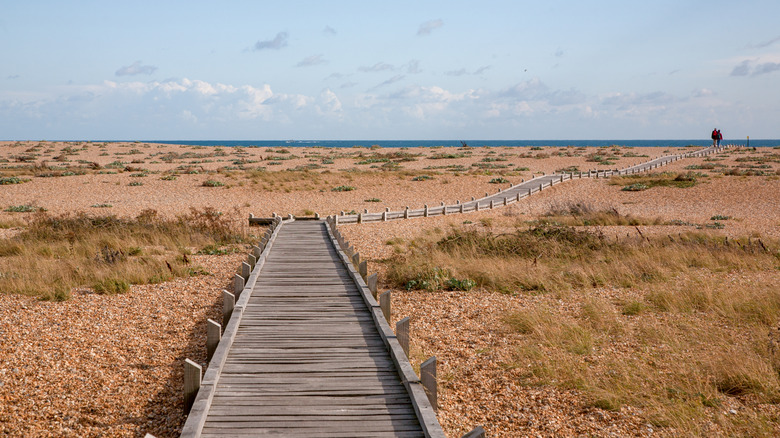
xmin=1 ymin=0 xmax=779 ymax=140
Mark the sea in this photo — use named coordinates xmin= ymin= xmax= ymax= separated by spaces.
xmin=143 ymin=139 xmax=779 ymax=148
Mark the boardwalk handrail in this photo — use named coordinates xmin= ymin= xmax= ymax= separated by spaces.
xmin=181 ymin=217 xmax=285 ymax=437
xmin=324 ymin=218 xmax=446 ymax=437
xmin=334 ymin=144 xmax=734 ymax=225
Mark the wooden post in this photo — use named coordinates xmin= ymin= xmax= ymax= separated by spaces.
xmin=222 ymin=290 xmax=235 ymax=329
xmin=252 ymin=245 xmax=262 ymax=259
xmin=404 ymin=207 xmax=409 ymax=219
xmin=241 ymin=262 xmax=251 ymax=280
xmin=461 ymin=426 xmax=486 ymax=438
xmin=379 ymin=290 xmax=391 ymax=322
xmin=421 ymin=356 xmax=437 ymax=413
xmin=382 ymin=211 xmax=387 ymax=221
xmin=367 ymin=273 xmax=378 ymax=298
xmin=442 ymin=205 xmax=447 ymax=215
xmin=334 ymin=215 xmax=339 ymax=226
xmin=358 ymin=213 xmax=363 ymax=224
xmin=528 ymin=188 xmax=531 ymax=196
xmin=475 ymin=202 xmax=480 ymax=211
xmin=184 ymin=359 xmax=202 ymax=414
xmin=490 ymin=200 xmax=494 ymax=209
xmin=396 ymin=317 xmax=410 ymax=358
xmin=359 ymin=260 xmax=368 ymax=281
xmin=516 ymin=192 xmax=521 ymax=202
xmin=460 ymin=203 xmax=464 ymax=213
xmin=234 ymin=274 xmax=244 ymax=297
xmin=206 ymin=319 xmax=221 ymax=362
xmin=424 ymin=205 xmax=429 ymax=217
xmin=352 ymin=252 xmax=360 ymax=268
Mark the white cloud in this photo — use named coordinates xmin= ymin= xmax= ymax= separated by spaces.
xmin=323 ymin=26 xmax=337 ymax=36
xmin=254 ymin=32 xmax=288 ymax=51
xmin=417 ymin=19 xmax=443 ymax=36
xmin=296 ymin=54 xmax=328 ymax=67
xmin=358 ymin=62 xmax=394 ymax=73
xmin=115 ymin=61 xmax=157 ymax=76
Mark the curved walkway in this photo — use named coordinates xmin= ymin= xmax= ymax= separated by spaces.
xmin=335 ymin=145 xmax=733 ymax=224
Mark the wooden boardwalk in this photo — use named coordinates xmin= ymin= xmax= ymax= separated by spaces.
xmin=333 ymin=145 xmax=730 ymax=224
xmin=182 ymin=220 xmax=440 ymax=437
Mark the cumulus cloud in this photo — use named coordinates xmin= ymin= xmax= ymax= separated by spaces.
xmin=115 ymin=61 xmax=158 ymax=76
xmin=358 ymin=62 xmax=394 ymax=73
xmin=731 ymin=59 xmax=780 ymax=76
xmin=417 ymin=19 xmax=443 ymax=36
xmin=753 ymin=62 xmax=780 ymax=75
xmin=692 ymin=88 xmax=715 ymax=98
xmin=730 ymin=60 xmax=751 ymax=76
xmin=296 ymin=54 xmax=327 ymax=67
xmin=254 ymin=32 xmax=288 ymax=51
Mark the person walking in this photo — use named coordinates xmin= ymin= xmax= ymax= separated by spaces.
xmin=717 ymin=129 xmax=722 ymax=147
xmin=711 ymin=128 xmax=719 ymax=147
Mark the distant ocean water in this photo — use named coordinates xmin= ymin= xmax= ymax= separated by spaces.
xmin=143 ymin=139 xmax=779 ymax=148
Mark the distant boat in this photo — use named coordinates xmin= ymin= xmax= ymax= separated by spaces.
xmin=285 ymin=139 xmax=297 ymax=144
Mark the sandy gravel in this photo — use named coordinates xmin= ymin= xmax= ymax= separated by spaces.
xmin=0 ymin=141 xmax=778 ymax=437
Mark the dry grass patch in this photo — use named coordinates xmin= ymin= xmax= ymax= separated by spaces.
xmin=385 ymin=221 xmax=780 ymax=435
xmin=0 ymin=208 xmax=254 ymax=300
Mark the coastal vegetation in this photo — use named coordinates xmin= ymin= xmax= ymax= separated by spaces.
xmin=0 ymin=208 xmax=252 ymax=301
xmin=385 ymin=207 xmax=780 ymax=435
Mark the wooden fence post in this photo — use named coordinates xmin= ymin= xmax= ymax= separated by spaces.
xmin=233 ymin=274 xmax=244 ymax=297
xmin=241 ymin=262 xmax=251 ymax=280
xmin=184 ymin=359 xmax=202 ymax=414
xmin=359 ymin=260 xmax=368 ymax=281
xmin=424 ymin=205 xmax=429 ymax=217
xmin=404 ymin=207 xmax=409 ymax=219
xmin=421 ymin=357 xmax=437 ymax=413
xmin=352 ymin=252 xmax=360 ymax=268
xmin=367 ymin=273 xmax=378 ymax=298
xmin=247 ymin=254 xmax=256 ymax=269
xmin=396 ymin=317 xmax=410 ymax=358
xmin=379 ymin=290 xmax=391 ymax=322
xmin=222 ymin=290 xmax=235 ymax=328
xmin=252 ymin=245 xmax=262 ymax=258
xmin=461 ymin=426 xmax=486 ymax=438
xmin=206 ymin=319 xmax=221 ymax=362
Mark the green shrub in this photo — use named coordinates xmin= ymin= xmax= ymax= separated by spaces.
xmin=412 ymin=175 xmax=432 ymax=181
xmin=331 ymin=185 xmax=355 ymax=192
xmin=0 ymin=176 xmax=28 ymax=185
xmin=489 ymin=177 xmax=510 ymax=184
xmin=93 ymin=278 xmax=130 ymax=295
xmin=202 ymin=180 xmax=224 ymax=187
xmin=622 ymin=183 xmax=649 ymax=191
xmin=128 ymin=181 xmax=143 ymax=186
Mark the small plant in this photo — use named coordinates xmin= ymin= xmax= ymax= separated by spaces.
xmin=364 ymin=198 xmax=381 ymax=202
xmin=128 ymin=181 xmax=144 ymax=186
xmin=412 ymin=175 xmax=432 ymax=181
xmin=331 ymin=185 xmax=355 ymax=192
xmin=622 ymin=183 xmax=649 ymax=191
xmin=202 ymin=180 xmax=225 ymax=187
xmin=93 ymin=278 xmax=130 ymax=295
xmin=4 ymin=204 xmax=42 ymax=213
xmin=489 ymin=177 xmax=510 ymax=184
xmin=0 ymin=176 xmax=28 ymax=185
xmin=90 ymin=203 xmax=113 ymax=208
xmin=710 ymin=215 xmax=730 ymax=221
xmin=160 ymin=175 xmax=177 ymax=181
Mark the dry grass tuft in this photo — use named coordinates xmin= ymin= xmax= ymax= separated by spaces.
xmin=0 ymin=207 xmax=254 ymax=300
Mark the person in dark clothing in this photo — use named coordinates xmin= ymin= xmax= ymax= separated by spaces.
xmin=711 ymin=129 xmax=719 ymax=147
xmin=717 ymin=129 xmax=722 ymax=147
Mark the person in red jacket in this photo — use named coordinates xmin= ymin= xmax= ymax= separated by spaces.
xmin=717 ymin=129 xmax=723 ymax=147
xmin=711 ymin=128 xmax=719 ymax=147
